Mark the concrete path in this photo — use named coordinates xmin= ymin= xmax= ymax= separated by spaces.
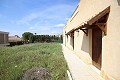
xmin=62 ymin=44 xmax=104 ymax=80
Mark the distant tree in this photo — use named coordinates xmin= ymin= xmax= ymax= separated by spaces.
xmin=53 ymin=35 xmax=56 ymax=40
xmin=60 ymin=35 xmax=63 ymax=40
xmin=29 ymin=35 xmax=35 ymax=43
xmin=22 ymin=32 xmax=33 ymax=42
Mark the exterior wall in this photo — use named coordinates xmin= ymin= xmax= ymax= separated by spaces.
xmin=0 ymin=31 xmax=9 ymax=46
xmin=66 ymin=34 xmax=74 ymax=50
xmin=102 ymin=3 xmax=120 ymax=80
xmin=65 ymin=0 xmax=120 ymax=33
xmin=0 ymin=34 xmax=4 ymax=44
xmin=63 ymin=30 xmax=66 ymax=45
xmin=73 ymin=29 xmax=92 ymax=64
xmin=4 ymin=34 xmax=8 ymax=44
xmin=64 ymin=0 xmax=120 ymax=80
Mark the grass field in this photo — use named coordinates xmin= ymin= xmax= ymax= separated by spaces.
xmin=0 ymin=43 xmax=68 ymax=80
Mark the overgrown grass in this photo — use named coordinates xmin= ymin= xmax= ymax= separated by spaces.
xmin=0 ymin=43 xmax=68 ymax=80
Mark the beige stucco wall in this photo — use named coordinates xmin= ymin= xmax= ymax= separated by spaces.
xmin=73 ymin=29 xmax=92 ymax=64
xmin=64 ymin=0 xmax=120 ymax=80
xmin=65 ymin=0 xmax=120 ymax=33
xmin=66 ymin=34 xmax=74 ymax=50
xmin=102 ymin=3 xmax=120 ymax=80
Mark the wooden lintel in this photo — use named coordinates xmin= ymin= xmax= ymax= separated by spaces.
xmin=80 ymin=29 xmax=88 ymax=36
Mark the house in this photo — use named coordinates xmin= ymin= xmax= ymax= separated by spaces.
xmin=0 ymin=31 xmax=9 ymax=46
xmin=9 ymin=35 xmax=22 ymax=42
xmin=63 ymin=0 xmax=120 ymax=80
xmin=8 ymin=35 xmax=23 ymax=46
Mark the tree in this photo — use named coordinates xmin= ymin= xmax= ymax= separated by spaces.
xmin=22 ymin=32 xmax=33 ymax=42
xmin=29 ymin=35 xmax=35 ymax=43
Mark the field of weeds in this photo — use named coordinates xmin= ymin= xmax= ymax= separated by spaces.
xmin=0 ymin=43 xmax=68 ymax=80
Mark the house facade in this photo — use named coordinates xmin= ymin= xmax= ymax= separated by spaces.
xmin=0 ymin=31 xmax=9 ymax=46
xmin=63 ymin=0 xmax=120 ymax=80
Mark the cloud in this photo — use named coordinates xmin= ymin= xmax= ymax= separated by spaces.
xmin=16 ymin=4 xmax=74 ymax=24
xmin=55 ymin=24 xmax=65 ymax=27
xmin=16 ymin=13 xmax=38 ymax=25
xmin=14 ymin=4 xmax=75 ymax=35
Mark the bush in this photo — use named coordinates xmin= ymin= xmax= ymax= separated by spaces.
xmin=9 ymin=41 xmax=24 ymax=46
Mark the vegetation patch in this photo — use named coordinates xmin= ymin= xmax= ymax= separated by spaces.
xmin=0 ymin=43 xmax=68 ymax=80
xmin=21 ymin=67 xmax=51 ymax=80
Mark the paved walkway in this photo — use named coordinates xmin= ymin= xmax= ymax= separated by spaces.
xmin=62 ymin=44 xmax=104 ymax=80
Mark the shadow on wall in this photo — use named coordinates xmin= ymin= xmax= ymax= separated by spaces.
xmin=70 ymin=35 xmax=73 ymax=48
xmin=117 ymin=0 xmax=120 ymax=6
xmin=81 ymin=34 xmax=89 ymax=53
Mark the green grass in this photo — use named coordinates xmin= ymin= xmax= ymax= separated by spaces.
xmin=0 ymin=43 xmax=68 ymax=80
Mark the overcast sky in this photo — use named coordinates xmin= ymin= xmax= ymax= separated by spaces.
xmin=0 ymin=0 xmax=79 ymax=37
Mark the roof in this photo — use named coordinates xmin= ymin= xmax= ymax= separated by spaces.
xmin=0 ymin=31 xmax=9 ymax=34
xmin=66 ymin=6 xmax=110 ymax=35
xmin=9 ymin=35 xmax=22 ymax=42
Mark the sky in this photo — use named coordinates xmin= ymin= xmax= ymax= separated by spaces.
xmin=0 ymin=0 xmax=79 ymax=37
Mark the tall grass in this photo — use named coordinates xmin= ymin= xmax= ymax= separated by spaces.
xmin=0 ymin=43 xmax=68 ymax=80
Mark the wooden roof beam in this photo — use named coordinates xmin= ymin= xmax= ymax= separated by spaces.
xmin=95 ymin=23 xmax=107 ymax=35
xmin=87 ymin=6 xmax=110 ymax=25
xmin=80 ymin=29 xmax=88 ymax=36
